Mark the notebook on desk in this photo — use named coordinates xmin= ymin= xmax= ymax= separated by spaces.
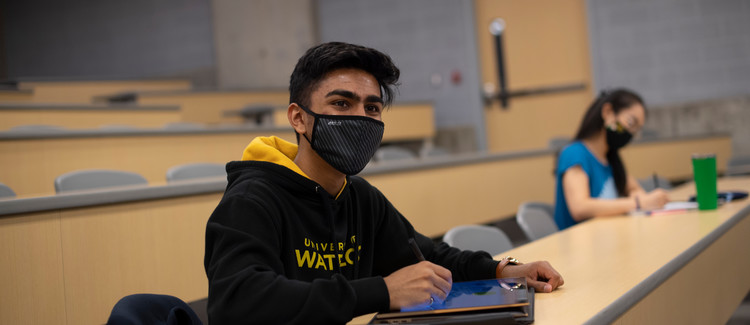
xmin=370 ymin=277 xmax=535 ymax=324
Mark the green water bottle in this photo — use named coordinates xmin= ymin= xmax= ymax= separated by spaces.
xmin=692 ymin=154 xmax=718 ymax=210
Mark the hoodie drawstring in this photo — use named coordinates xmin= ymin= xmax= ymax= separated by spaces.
xmin=315 ymin=186 xmax=343 ymax=274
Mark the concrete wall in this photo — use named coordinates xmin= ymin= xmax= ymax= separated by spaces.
xmin=587 ymin=0 xmax=750 ymax=106
xmin=646 ymin=96 xmax=750 ymax=157
xmin=588 ymin=0 xmax=750 ymax=159
xmin=3 ymin=0 xmax=216 ymax=86
xmin=316 ymin=0 xmax=487 ymax=150
xmin=211 ymin=0 xmax=317 ymax=90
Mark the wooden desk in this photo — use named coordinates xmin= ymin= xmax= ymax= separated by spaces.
xmin=366 ymin=134 xmax=731 ymax=237
xmin=0 ymin=127 xmax=295 ymax=196
xmin=131 ymin=90 xmax=289 ymax=124
xmin=16 ymin=79 xmax=191 ymax=103
xmin=506 ymin=177 xmax=750 ymax=324
xmin=0 ymin=103 xmax=182 ymax=130
xmin=0 ymin=89 xmax=34 ymax=102
xmin=0 ymin=135 xmax=738 ymax=324
xmin=351 ymin=177 xmax=750 ymax=324
xmin=0 ymin=181 xmax=222 ymax=325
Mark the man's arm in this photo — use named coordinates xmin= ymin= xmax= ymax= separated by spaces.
xmin=496 ymin=258 xmax=564 ymax=293
xmin=204 ymin=196 xmax=388 ymax=324
xmin=378 ymin=200 xmax=564 ymax=296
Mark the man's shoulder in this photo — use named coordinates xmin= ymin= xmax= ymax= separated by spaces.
xmin=347 ymin=175 xmax=383 ymax=197
xmin=224 ymin=161 xmax=303 ymax=199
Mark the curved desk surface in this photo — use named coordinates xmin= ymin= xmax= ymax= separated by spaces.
xmin=351 ymin=176 xmax=750 ymax=324
xmin=1 ymin=134 xmax=733 ymax=237
xmin=0 ymin=102 xmax=183 ymax=130
xmin=0 ymin=125 xmax=296 ymax=196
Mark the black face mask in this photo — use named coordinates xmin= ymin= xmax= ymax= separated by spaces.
xmin=298 ymin=103 xmax=384 ymax=175
xmin=605 ymin=121 xmax=633 ymax=150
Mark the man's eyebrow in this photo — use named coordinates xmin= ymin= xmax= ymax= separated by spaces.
xmin=325 ymin=90 xmax=383 ymax=104
xmin=325 ymin=90 xmax=359 ymax=101
xmin=365 ymin=95 xmax=384 ymax=105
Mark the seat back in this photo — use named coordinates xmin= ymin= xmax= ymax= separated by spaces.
xmin=638 ymin=175 xmax=673 ymax=192
xmin=162 ymin=122 xmax=205 ymax=130
xmin=443 ymin=225 xmax=513 ymax=256
xmin=8 ymin=124 xmax=64 ymax=132
xmin=55 ymin=169 xmax=148 ymax=193
xmin=107 ymin=293 xmax=202 ymax=325
xmin=726 ymin=155 xmax=750 ymax=176
xmin=548 ymin=136 xmax=571 ymax=150
xmin=516 ymin=202 xmax=558 ymax=241
xmin=0 ymin=182 xmax=16 ymax=199
xmin=375 ymin=146 xmax=416 ymax=162
xmin=166 ymin=163 xmax=226 ymax=182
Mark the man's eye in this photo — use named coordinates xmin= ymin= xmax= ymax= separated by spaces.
xmin=366 ymin=105 xmax=381 ymax=113
xmin=333 ymin=101 xmax=348 ymax=107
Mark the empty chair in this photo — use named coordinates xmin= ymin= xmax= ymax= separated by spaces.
xmin=421 ymin=146 xmax=450 ymax=158
xmin=55 ymin=169 xmax=148 ymax=193
xmin=638 ymin=175 xmax=673 ymax=192
xmin=639 ymin=128 xmax=659 ymax=140
xmin=163 ymin=122 xmax=205 ymax=130
xmin=167 ymin=163 xmax=226 ymax=182
xmin=187 ymin=298 xmax=208 ymax=325
xmin=442 ymin=225 xmax=513 ymax=256
xmin=99 ymin=124 xmax=138 ymax=130
xmin=107 ymin=293 xmax=202 ymax=325
xmin=374 ymin=146 xmax=416 ymax=162
xmin=726 ymin=155 xmax=750 ymax=176
xmin=516 ymin=202 xmax=558 ymax=241
xmin=0 ymin=182 xmax=16 ymax=199
xmin=239 ymin=104 xmax=277 ymax=125
xmin=8 ymin=124 xmax=64 ymax=132
xmin=548 ymin=136 xmax=571 ymax=150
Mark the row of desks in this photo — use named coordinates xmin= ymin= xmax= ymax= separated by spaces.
xmin=0 ymin=79 xmax=192 ymax=103
xmin=0 ymin=134 xmax=735 ymax=324
xmin=351 ymin=177 xmax=750 ymax=324
xmin=0 ymin=112 xmax=435 ymax=197
xmin=1 ymin=172 xmax=746 ymax=324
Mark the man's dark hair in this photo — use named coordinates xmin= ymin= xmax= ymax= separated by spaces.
xmin=289 ymin=42 xmax=400 ymax=108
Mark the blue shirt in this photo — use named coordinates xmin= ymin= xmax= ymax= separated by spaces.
xmin=554 ymin=141 xmax=617 ymax=230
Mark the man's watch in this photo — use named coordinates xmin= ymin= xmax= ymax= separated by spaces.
xmin=503 ymin=256 xmax=522 ymax=265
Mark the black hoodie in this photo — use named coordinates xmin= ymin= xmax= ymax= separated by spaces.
xmin=204 ymin=136 xmax=500 ymax=324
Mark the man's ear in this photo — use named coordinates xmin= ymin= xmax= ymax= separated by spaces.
xmin=288 ymin=103 xmax=308 ymax=135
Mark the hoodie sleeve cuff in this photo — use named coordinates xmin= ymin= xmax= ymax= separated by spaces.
xmin=350 ymin=276 xmax=390 ymax=316
xmin=480 ymin=258 xmax=502 ymax=279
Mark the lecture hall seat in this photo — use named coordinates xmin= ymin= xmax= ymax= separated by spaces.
xmin=166 ymin=163 xmax=226 ymax=182
xmin=0 ymin=182 xmax=16 ymax=199
xmin=54 ymin=169 xmax=148 ymax=193
xmin=516 ymin=202 xmax=558 ymax=242
xmin=442 ymin=224 xmax=513 ymax=256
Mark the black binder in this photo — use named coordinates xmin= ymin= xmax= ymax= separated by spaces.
xmin=369 ymin=280 xmax=535 ymax=324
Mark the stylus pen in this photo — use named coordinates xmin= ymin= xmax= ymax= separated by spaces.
xmin=408 ymin=238 xmax=426 ymax=262
xmin=653 ymin=173 xmax=659 ymax=189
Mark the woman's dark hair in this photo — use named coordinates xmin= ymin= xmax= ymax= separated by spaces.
xmin=574 ymin=88 xmax=645 ymax=197
xmin=289 ymin=42 xmax=401 ymax=108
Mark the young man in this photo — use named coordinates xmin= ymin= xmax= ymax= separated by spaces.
xmin=204 ymin=42 xmax=563 ymax=324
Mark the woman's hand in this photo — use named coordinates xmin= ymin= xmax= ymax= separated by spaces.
xmin=639 ymin=189 xmax=669 ymax=211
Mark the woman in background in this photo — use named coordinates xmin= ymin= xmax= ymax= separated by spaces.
xmin=554 ymin=88 xmax=669 ymax=230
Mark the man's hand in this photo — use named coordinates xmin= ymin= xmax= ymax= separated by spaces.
xmin=499 ymin=261 xmax=563 ymax=293
xmin=383 ymin=261 xmax=453 ymax=310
